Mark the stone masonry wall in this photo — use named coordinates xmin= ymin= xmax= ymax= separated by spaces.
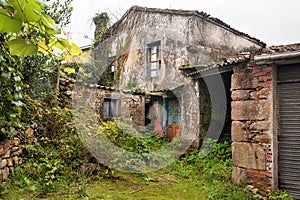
xmin=0 ymin=138 xmax=22 ymax=182
xmin=231 ymin=58 xmax=273 ymax=191
xmin=60 ymin=78 xmax=145 ymax=126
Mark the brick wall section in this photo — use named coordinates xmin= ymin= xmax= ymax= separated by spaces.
xmin=231 ymin=57 xmax=273 ymax=191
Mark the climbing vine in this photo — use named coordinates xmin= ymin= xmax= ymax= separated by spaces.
xmin=93 ymin=12 xmax=110 ymax=46
xmin=0 ymin=0 xmax=80 ymax=137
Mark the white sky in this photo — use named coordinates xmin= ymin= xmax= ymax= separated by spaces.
xmin=66 ymin=0 xmax=300 ymax=47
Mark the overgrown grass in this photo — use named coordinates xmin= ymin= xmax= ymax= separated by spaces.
xmin=0 ymin=139 xmax=252 ymax=200
xmin=0 ymin=97 xmax=292 ymax=199
xmin=0 ymin=140 xmax=292 ymax=200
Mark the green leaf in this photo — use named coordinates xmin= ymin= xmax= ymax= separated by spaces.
xmin=0 ymin=9 xmax=22 ymax=33
xmin=7 ymin=38 xmax=38 ymax=56
xmin=12 ymin=100 xmax=23 ymax=107
xmin=36 ymin=0 xmax=47 ymax=8
xmin=13 ymin=75 xmax=21 ymax=81
xmin=71 ymin=43 xmax=82 ymax=55
xmin=11 ymin=0 xmax=42 ymax=22
xmin=14 ymin=93 xmax=22 ymax=100
xmin=1 ymin=72 xmax=11 ymax=79
xmin=41 ymin=14 xmax=61 ymax=34
xmin=58 ymin=38 xmax=72 ymax=49
xmin=15 ymin=86 xmax=22 ymax=92
xmin=9 ymin=113 xmax=18 ymax=118
xmin=9 ymin=126 xmax=15 ymax=133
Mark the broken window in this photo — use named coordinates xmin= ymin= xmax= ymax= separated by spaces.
xmin=103 ymin=98 xmax=118 ymax=118
xmin=146 ymin=41 xmax=161 ymax=77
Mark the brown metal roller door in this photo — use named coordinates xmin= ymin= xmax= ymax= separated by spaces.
xmin=278 ymin=64 xmax=300 ymax=199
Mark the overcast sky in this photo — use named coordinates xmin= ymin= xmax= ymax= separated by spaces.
xmin=66 ymin=0 xmax=300 ymax=47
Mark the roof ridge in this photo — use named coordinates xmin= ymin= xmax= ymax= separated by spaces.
xmin=103 ymin=6 xmax=265 ymax=47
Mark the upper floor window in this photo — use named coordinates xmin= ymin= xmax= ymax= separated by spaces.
xmin=146 ymin=41 xmax=161 ymax=77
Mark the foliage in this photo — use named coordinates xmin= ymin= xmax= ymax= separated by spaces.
xmin=99 ymin=120 xmax=168 ymax=154
xmin=0 ymin=39 xmax=24 ymax=135
xmin=45 ymin=0 xmax=73 ymax=28
xmin=22 ymin=55 xmax=60 ymax=100
xmin=209 ymin=140 xmax=232 ymax=160
xmin=97 ymin=63 xmax=114 ymax=86
xmin=0 ymin=96 xmax=89 ymax=197
xmin=124 ymin=75 xmax=137 ymax=89
xmin=93 ymin=12 xmax=110 ymax=45
xmin=0 ymin=0 xmax=80 ymax=138
xmin=259 ymin=190 xmax=293 ymax=200
xmin=21 ymin=0 xmax=75 ymax=99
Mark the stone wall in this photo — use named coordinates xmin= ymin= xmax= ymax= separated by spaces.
xmin=94 ymin=86 xmax=145 ymax=126
xmin=231 ymin=58 xmax=273 ymax=191
xmin=0 ymin=138 xmax=23 ymax=182
xmin=61 ymin=78 xmax=145 ymax=126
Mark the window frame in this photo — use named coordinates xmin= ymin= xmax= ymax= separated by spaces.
xmin=146 ymin=41 xmax=161 ymax=78
xmin=103 ymin=98 xmax=118 ymax=119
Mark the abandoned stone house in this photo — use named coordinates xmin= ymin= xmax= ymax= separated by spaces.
xmin=91 ymin=6 xmax=264 ymax=141
xmin=74 ymin=6 xmax=300 ymax=198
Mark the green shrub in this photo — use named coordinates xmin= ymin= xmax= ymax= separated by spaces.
xmin=262 ymin=190 xmax=293 ymax=200
xmin=98 ymin=119 xmax=169 ymax=154
xmin=2 ymin=100 xmax=91 ymax=197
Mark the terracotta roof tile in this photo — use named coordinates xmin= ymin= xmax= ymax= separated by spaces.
xmin=264 ymin=43 xmax=300 ymax=53
xmin=179 ymin=54 xmax=249 ymax=78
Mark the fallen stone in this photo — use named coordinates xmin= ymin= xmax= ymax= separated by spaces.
xmin=12 ymin=147 xmax=19 ymax=152
xmin=25 ymin=127 xmax=34 ymax=138
xmin=2 ymin=140 xmax=12 ymax=154
xmin=12 ymin=138 xmax=20 ymax=146
xmin=1 ymin=167 xmax=9 ymax=180
xmin=0 ymin=159 xmax=7 ymax=169
xmin=12 ymin=149 xmax=22 ymax=156
xmin=12 ymin=156 xmax=19 ymax=165
xmin=7 ymin=158 xmax=13 ymax=167
xmin=2 ymin=150 xmax=10 ymax=159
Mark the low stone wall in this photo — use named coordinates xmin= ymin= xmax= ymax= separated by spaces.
xmin=0 ymin=138 xmax=23 ymax=182
xmin=231 ymin=58 xmax=273 ymax=191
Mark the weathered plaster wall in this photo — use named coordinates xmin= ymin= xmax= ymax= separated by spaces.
xmin=231 ymin=58 xmax=273 ymax=191
xmin=93 ymin=9 xmax=263 ymax=91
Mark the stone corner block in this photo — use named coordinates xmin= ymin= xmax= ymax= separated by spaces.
xmin=232 ymin=142 xmax=266 ymax=170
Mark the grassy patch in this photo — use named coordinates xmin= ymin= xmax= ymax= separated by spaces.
xmin=1 ymin=144 xmax=254 ymax=200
